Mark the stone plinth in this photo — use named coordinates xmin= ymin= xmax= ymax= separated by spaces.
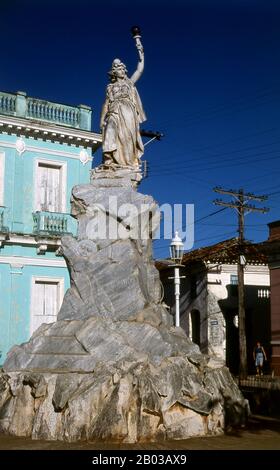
xmin=0 ymin=166 xmax=248 ymax=442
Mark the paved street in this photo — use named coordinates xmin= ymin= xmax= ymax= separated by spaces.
xmin=0 ymin=415 xmax=279 ymax=450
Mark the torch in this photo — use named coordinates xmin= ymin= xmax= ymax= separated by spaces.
xmin=131 ymin=26 xmax=143 ymax=51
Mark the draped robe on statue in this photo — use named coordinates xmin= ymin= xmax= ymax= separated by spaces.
xmin=101 ymin=77 xmax=146 ymax=167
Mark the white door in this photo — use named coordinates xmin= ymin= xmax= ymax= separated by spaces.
xmin=31 ymin=280 xmax=61 ymax=335
xmin=37 ymin=163 xmax=61 ymax=212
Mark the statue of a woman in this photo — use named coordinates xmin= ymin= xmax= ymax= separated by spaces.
xmin=100 ymin=34 xmax=146 ymax=168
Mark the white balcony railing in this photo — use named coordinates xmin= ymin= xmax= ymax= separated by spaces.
xmin=0 ymin=92 xmax=16 ymax=115
xmin=33 ymin=211 xmax=75 ymax=236
xmin=0 ymin=91 xmax=91 ymax=130
xmin=27 ymin=99 xmax=80 ymax=128
xmin=257 ymin=289 xmax=270 ymax=299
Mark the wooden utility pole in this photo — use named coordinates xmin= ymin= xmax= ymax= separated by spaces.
xmin=213 ymin=187 xmax=269 ymax=379
xmin=237 ymin=189 xmax=246 ymax=380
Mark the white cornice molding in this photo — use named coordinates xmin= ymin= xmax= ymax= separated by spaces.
xmin=0 ymin=255 xmax=66 ymax=268
xmin=208 ymin=263 xmax=269 ymax=273
xmin=4 ymin=234 xmax=62 ymax=246
xmin=0 ymin=140 xmax=85 ymax=160
xmin=225 ymin=264 xmax=268 ymax=273
xmin=0 ymin=114 xmax=102 ymax=148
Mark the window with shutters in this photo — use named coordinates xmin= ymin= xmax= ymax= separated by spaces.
xmin=230 ymin=274 xmax=238 ymax=285
xmin=0 ymin=151 xmax=5 ymax=206
xmin=30 ymin=277 xmax=64 ymax=335
xmin=35 ymin=159 xmax=66 ymax=212
xmin=230 ymin=274 xmax=238 ymax=297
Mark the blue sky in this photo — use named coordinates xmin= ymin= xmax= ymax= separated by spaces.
xmin=1 ymin=0 xmax=280 ymax=258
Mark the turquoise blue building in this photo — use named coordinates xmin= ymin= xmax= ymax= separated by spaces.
xmin=0 ymin=91 xmax=101 ymax=363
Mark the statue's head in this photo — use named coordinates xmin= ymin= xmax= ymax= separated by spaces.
xmin=108 ymin=58 xmax=127 ymax=80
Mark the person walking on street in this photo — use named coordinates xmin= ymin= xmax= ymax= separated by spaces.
xmin=253 ymin=341 xmax=267 ymax=376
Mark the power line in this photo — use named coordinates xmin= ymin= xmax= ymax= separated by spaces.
xmin=148 ymin=170 xmax=216 ymax=188
xmin=240 ymin=170 xmax=280 ymax=187
xmin=198 ymin=222 xmax=268 ymax=227
xmin=149 ymin=127 xmax=278 ymax=175
xmin=194 ymin=207 xmax=228 ymax=224
xmin=151 ymin=139 xmax=280 ymax=169
xmin=268 ymin=190 xmax=280 ymax=196
xmin=157 ymin=85 xmax=280 ymax=129
xmin=183 ymin=126 xmax=278 ymax=155
xmin=155 ymin=207 xmax=228 ymax=242
xmin=153 ymin=230 xmax=237 ymax=252
xmin=149 ymin=148 xmax=280 ymax=175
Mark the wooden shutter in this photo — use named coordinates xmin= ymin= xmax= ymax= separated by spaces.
xmin=37 ymin=163 xmax=61 ymax=212
xmin=31 ymin=281 xmax=59 ymax=334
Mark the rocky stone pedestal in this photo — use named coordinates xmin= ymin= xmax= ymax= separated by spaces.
xmin=0 ymin=166 xmax=247 ymax=442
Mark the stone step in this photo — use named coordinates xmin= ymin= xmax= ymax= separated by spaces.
xmin=8 ymin=350 xmax=96 ymax=373
xmin=26 ymin=335 xmax=88 ymax=356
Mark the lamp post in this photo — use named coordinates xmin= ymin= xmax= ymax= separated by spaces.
xmin=169 ymin=232 xmax=185 ymax=327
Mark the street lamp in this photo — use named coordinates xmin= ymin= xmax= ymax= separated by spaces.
xmin=170 ymin=231 xmax=184 ymax=264
xmin=169 ymin=232 xmax=185 ymax=327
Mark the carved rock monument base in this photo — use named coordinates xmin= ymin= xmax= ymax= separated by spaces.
xmin=0 ymin=167 xmax=247 ymax=442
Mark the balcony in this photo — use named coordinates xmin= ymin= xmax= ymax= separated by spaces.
xmin=0 ymin=91 xmax=91 ymax=131
xmin=33 ymin=211 xmax=77 ymax=237
xmin=0 ymin=207 xmax=9 ymax=234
